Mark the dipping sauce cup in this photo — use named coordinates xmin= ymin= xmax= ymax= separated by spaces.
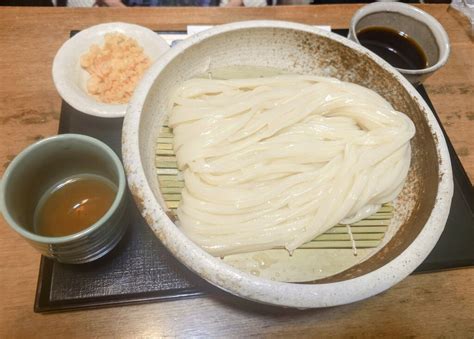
xmin=0 ymin=134 xmax=128 ymax=264
xmin=348 ymin=2 xmax=450 ymax=85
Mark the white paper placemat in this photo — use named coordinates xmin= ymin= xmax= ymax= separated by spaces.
xmin=160 ymin=25 xmax=332 ymax=46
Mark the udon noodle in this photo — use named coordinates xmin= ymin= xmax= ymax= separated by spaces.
xmin=168 ymin=75 xmax=415 ymax=257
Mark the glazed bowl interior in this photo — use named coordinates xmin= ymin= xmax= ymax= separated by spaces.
xmin=123 ymin=21 xmax=452 ymax=307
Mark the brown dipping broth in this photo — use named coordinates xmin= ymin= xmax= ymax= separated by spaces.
xmin=34 ymin=175 xmax=117 ymax=237
xmin=357 ymin=27 xmax=428 ymax=70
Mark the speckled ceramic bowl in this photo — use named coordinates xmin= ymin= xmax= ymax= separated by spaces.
xmin=122 ymin=21 xmax=453 ymax=308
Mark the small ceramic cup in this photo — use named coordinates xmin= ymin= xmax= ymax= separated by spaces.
xmin=348 ymin=2 xmax=450 ymax=85
xmin=0 ymin=134 xmax=128 ymax=264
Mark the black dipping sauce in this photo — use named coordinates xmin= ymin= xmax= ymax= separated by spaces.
xmin=357 ymin=27 xmax=428 ymax=70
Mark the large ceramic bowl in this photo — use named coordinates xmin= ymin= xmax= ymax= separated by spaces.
xmin=122 ymin=21 xmax=453 ymax=308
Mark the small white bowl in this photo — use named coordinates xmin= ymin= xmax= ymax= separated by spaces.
xmin=52 ymin=22 xmax=170 ymax=118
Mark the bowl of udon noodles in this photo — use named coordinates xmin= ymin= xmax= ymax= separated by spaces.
xmin=122 ymin=21 xmax=453 ymax=308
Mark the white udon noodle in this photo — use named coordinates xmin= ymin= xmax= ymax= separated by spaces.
xmin=168 ymin=75 xmax=415 ymax=257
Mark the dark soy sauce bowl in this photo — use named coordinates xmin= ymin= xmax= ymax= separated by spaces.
xmin=348 ymin=2 xmax=450 ymax=85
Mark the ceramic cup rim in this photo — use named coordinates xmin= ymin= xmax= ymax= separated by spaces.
xmin=349 ymin=2 xmax=450 ymax=75
xmin=0 ymin=134 xmax=126 ymax=244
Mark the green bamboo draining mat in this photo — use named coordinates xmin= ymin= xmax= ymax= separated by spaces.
xmin=156 ymin=124 xmax=392 ymax=250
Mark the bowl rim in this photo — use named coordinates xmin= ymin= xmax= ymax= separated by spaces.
xmin=52 ymin=22 xmax=170 ymax=118
xmin=122 ymin=20 xmax=453 ymax=308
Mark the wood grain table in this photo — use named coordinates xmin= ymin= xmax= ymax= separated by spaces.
xmin=0 ymin=5 xmax=473 ymax=337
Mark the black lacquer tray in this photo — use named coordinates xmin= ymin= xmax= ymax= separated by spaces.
xmin=34 ymin=29 xmax=474 ymax=313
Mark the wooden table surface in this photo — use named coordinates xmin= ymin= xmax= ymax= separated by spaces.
xmin=0 ymin=4 xmax=473 ymax=337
